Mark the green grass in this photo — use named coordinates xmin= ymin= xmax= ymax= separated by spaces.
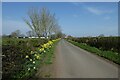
xmin=68 ymin=40 xmax=120 ymax=65
xmin=44 ymin=41 xmax=58 ymax=64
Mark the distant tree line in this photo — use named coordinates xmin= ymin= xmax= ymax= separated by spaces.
xmin=2 ymin=30 xmax=26 ymax=38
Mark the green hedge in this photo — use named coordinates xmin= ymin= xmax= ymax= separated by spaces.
xmin=2 ymin=38 xmax=48 ymax=79
xmin=67 ymin=37 xmax=120 ymax=53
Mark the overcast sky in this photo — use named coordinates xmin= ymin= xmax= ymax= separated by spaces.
xmin=2 ymin=2 xmax=118 ymax=37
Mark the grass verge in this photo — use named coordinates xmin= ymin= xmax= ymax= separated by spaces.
xmin=30 ymin=40 xmax=59 ymax=79
xmin=44 ymin=42 xmax=57 ymax=64
xmin=68 ymin=40 xmax=120 ymax=65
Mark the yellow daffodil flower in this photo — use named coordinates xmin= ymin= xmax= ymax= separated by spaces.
xmin=30 ymin=59 xmax=32 ymax=61
xmin=33 ymin=67 xmax=36 ymax=69
xmin=28 ymin=68 xmax=30 ymax=71
xmin=33 ymin=61 xmax=35 ymax=64
xmin=36 ymin=55 xmax=40 ymax=59
xmin=26 ymin=55 xmax=29 ymax=58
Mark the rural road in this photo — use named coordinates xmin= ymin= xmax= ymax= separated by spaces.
xmin=53 ymin=39 xmax=118 ymax=78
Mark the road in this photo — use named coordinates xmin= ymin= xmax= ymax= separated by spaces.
xmin=53 ymin=39 xmax=118 ymax=78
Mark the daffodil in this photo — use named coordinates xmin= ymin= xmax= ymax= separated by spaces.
xmin=33 ymin=67 xmax=36 ymax=69
xmin=48 ymin=41 xmax=53 ymax=45
xmin=30 ymin=51 xmax=34 ymax=54
xmin=36 ymin=55 xmax=40 ymax=59
xmin=39 ymin=48 xmax=44 ymax=52
xmin=45 ymin=44 xmax=48 ymax=48
xmin=30 ymin=59 xmax=32 ymax=61
xmin=33 ymin=61 xmax=35 ymax=64
xmin=52 ymin=40 xmax=56 ymax=42
xmin=26 ymin=55 xmax=29 ymax=58
xmin=44 ymin=50 xmax=46 ymax=53
xmin=28 ymin=68 xmax=30 ymax=71
xmin=34 ymin=54 xmax=37 ymax=57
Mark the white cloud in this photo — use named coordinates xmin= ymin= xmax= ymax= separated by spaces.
xmin=72 ymin=2 xmax=114 ymax=16
xmin=86 ymin=7 xmax=102 ymax=15
xmin=86 ymin=7 xmax=113 ymax=15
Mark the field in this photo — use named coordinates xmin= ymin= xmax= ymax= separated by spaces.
xmin=67 ymin=37 xmax=120 ymax=65
xmin=2 ymin=38 xmax=59 ymax=79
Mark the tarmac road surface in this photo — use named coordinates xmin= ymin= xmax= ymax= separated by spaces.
xmin=53 ymin=39 xmax=118 ymax=78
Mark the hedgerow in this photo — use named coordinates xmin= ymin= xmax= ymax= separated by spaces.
xmin=67 ymin=37 xmax=120 ymax=65
xmin=2 ymin=38 xmax=60 ymax=80
xmin=67 ymin=37 xmax=120 ymax=53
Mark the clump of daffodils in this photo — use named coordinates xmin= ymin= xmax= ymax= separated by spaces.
xmin=39 ymin=39 xmax=58 ymax=53
xmin=25 ymin=38 xmax=61 ymax=61
xmin=41 ymin=41 xmax=53 ymax=49
xmin=34 ymin=53 xmax=41 ymax=59
xmin=25 ymin=38 xmax=61 ymax=72
xmin=39 ymin=48 xmax=44 ymax=52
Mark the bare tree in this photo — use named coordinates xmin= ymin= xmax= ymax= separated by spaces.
xmin=98 ymin=34 xmax=104 ymax=37
xmin=53 ymin=24 xmax=61 ymax=35
xmin=24 ymin=8 xmax=42 ymax=37
xmin=26 ymin=30 xmax=37 ymax=37
xmin=48 ymin=14 xmax=59 ymax=39
xmin=26 ymin=31 xmax=32 ymax=37
xmin=24 ymin=7 xmax=61 ymax=39
xmin=11 ymin=30 xmax=21 ymax=37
